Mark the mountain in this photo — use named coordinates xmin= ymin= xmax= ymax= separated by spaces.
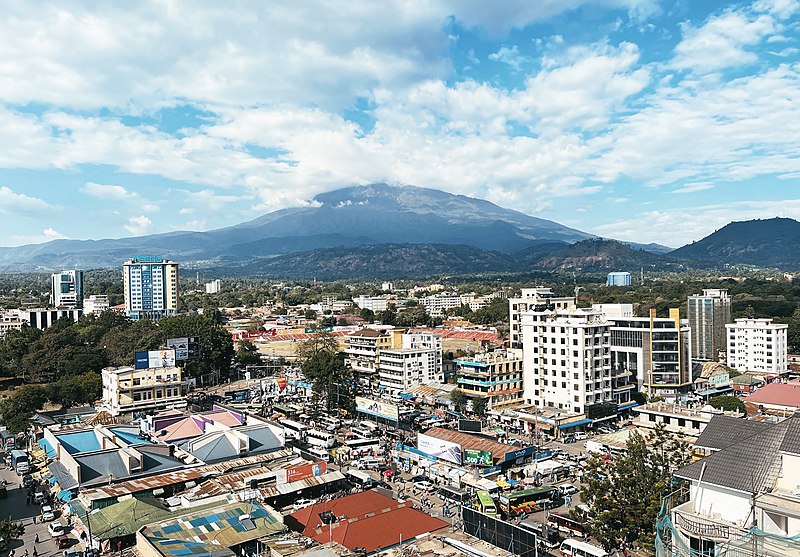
xmin=671 ymin=218 xmax=800 ymax=269
xmin=532 ymin=238 xmax=685 ymax=272
xmin=0 ymin=183 xmax=595 ymax=271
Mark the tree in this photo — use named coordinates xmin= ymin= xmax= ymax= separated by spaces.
xmin=235 ymin=339 xmax=262 ymax=366
xmin=579 ymin=424 xmax=690 ymax=551
xmin=99 ymin=319 xmax=161 ymax=367
xmin=304 ymin=309 xmax=318 ymax=321
xmin=0 ymin=517 xmax=25 ymax=547
xmin=0 ymin=325 xmax=41 ymax=375
xmin=449 ymin=389 xmax=467 ymax=414
xmin=707 ymin=395 xmax=746 ymax=414
xmin=301 ymin=350 xmax=352 ymax=411
xmin=359 ymin=308 xmax=375 ymax=322
xmin=471 ymin=397 xmax=488 ymax=418
xmin=157 ymin=314 xmax=235 ymax=379
xmin=47 ymin=372 xmax=101 ymax=409
xmin=0 ymin=385 xmax=48 ymax=433
xmin=295 ymin=330 xmax=340 ymax=363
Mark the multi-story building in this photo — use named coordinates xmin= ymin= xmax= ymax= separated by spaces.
xmin=205 ymin=279 xmax=221 ymax=294
xmin=454 ymin=349 xmax=524 ymax=410
xmin=606 ymin=272 xmax=632 ymax=286
xmin=352 ymin=295 xmax=390 ymax=313
xmin=10 ymin=307 xmax=83 ymax=330
xmin=418 ymin=293 xmax=463 ymax=317
xmin=726 ymin=318 xmax=788 ymax=375
xmin=344 ymin=328 xmax=442 ymax=391
xmin=123 ymin=256 xmax=179 ymax=321
xmin=50 ymin=269 xmax=84 ymax=307
xmin=521 ymin=306 xmax=628 ymax=414
xmin=82 ymin=294 xmax=110 ymax=315
xmin=657 ymin=414 xmax=800 ymax=557
xmin=101 ymin=365 xmax=185 ymax=416
xmin=688 ymin=288 xmax=731 ymax=361
xmin=0 ymin=313 xmax=23 ymax=338
xmin=509 ymin=287 xmax=575 ymax=349
xmin=609 ymin=309 xmax=693 ymax=401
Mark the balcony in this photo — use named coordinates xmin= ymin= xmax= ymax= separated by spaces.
xmin=671 ymin=500 xmax=749 ymax=542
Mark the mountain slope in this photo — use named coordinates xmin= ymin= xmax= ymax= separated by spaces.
xmin=671 ymin=218 xmax=800 ymax=269
xmin=0 ymin=183 xmax=594 ymax=271
xmin=532 ymin=238 xmax=684 ymax=272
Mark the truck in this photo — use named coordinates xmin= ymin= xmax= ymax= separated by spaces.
xmin=10 ymin=449 xmax=29 ymax=475
xmin=584 ymin=441 xmax=608 ymax=456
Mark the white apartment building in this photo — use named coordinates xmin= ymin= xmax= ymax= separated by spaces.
xmin=0 ymin=313 xmax=23 ymax=338
xmin=418 ymin=293 xmax=462 ymax=316
xmin=123 ymin=256 xmax=179 ymax=321
xmin=509 ymin=288 xmax=575 ymax=349
xmin=205 ymin=279 xmax=221 ymax=294
xmin=101 ymin=365 xmax=186 ymax=416
xmin=82 ymin=294 xmax=110 ymax=315
xmin=353 ymin=295 xmax=390 ymax=313
xmin=10 ymin=307 xmax=83 ymax=330
xmin=726 ymin=318 xmax=788 ymax=374
xmin=521 ymin=306 xmax=619 ymax=414
xmin=688 ymin=288 xmax=732 ymax=361
xmin=50 ymin=269 xmax=84 ymax=307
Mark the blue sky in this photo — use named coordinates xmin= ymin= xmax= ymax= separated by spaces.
xmin=0 ymin=0 xmax=798 ymax=248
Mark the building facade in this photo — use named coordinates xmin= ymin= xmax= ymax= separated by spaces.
xmin=123 ymin=256 xmax=179 ymax=321
xmin=10 ymin=307 xmax=83 ymax=330
xmin=606 ymin=272 xmax=632 ymax=286
xmin=610 ymin=309 xmax=693 ymax=401
xmin=101 ymin=365 xmax=185 ymax=416
xmin=352 ymin=295 xmax=390 ymax=313
xmin=509 ymin=287 xmax=575 ymax=349
xmin=454 ymin=349 xmax=524 ymax=410
xmin=205 ymin=279 xmax=221 ymax=294
xmin=688 ymin=289 xmax=731 ymax=361
xmin=726 ymin=318 xmax=788 ymax=374
xmin=521 ymin=306 xmax=630 ymax=414
xmin=82 ymin=294 xmax=110 ymax=315
xmin=50 ymin=269 xmax=84 ymax=307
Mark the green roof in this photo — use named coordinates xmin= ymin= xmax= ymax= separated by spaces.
xmin=89 ymin=496 xmax=173 ymax=540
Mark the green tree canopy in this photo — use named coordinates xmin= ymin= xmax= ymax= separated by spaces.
xmin=157 ymin=314 xmax=234 ymax=379
xmin=707 ymin=395 xmax=747 ymax=414
xmin=295 ymin=330 xmax=340 ymax=363
xmin=47 ymin=372 xmax=101 ymax=409
xmin=235 ymin=339 xmax=262 ymax=366
xmin=0 ymin=384 xmax=48 ymax=433
xmin=471 ymin=397 xmax=488 ymax=417
xmin=301 ymin=350 xmax=352 ymax=411
xmin=449 ymin=389 xmax=467 ymax=413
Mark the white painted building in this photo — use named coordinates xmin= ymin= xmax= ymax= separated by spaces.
xmin=82 ymin=294 xmax=110 ymax=315
xmin=123 ymin=256 xmax=179 ymax=321
xmin=353 ymin=295 xmax=390 ymax=313
xmin=521 ymin=306 xmax=625 ymax=414
xmin=10 ymin=307 xmax=83 ymax=330
xmin=101 ymin=365 xmax=186 ymax=416
xmin=509 ymin=287 xmax=575 ymax=349
xmin=205 ymin=279 xmax=221 ymax=294
xmin=726 ymin=318 xmax=788 ymax=375
xmin=688 ymin=288 xmax=732 ymax=361
xmin=50 ymin=269 xmax=84 ymax=307
xmin=377 ymin=331 xmax=443 ymax=392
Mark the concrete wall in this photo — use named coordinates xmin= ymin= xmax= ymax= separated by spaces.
xmin=690 ymin=482 xmax=752 ymax=526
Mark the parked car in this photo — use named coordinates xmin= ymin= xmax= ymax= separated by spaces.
xmin=574 ymin=432 xmax=588 ymax=441
xmin=292 ymin=498 xmax=316 ymax=511
xmin=414 ymin=481 xmax=434 ymax=492
xmin=34 ymin=491 xmax=47 ymax=504
xmin=559 ymin=483 xmax=579 ymax=496
xmin=55 ymin=535 xmax=72 ymax=549
xmin=48 ymin=522 xmax=65 ymax=537
xmin=41 ymin=505 xmax=55 ymax=522
xmin=411 ymin=475 xmax=429 ymax=483
xmin=63 ymin=551 xmax=83 ymax=557
xmin=22 ymin=474 xmax=34 ymax=488
xmin=561 ymin=434 xmax=576 ymax=444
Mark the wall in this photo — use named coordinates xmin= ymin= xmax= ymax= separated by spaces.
xmin=690 ymin=482 xmax=752 ymax=526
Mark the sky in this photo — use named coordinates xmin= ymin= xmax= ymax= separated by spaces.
xmin=0 ymin=0 xmax=799 ymax=249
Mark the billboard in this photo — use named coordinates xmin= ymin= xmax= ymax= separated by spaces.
xmin=134 ymin=349 xmax=177 ymax=369
xmin=275 ymin=461 xmax=327 ymax=485
xmin=417 ymin=432 xmax=462 ymax=465
xmin=166 ymin=337 xmax=199 ymax=361
xmin=355 ymin=396 xmax=399 ymax=422
xmin=134 ymin=351 xmax=150 ymax=369
xmin=463 ymin=449 xmax=493 ymax=466
xmin=458 ymin=419 xmax=482 ymax=433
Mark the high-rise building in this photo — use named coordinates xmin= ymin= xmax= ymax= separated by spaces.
xmin=205 ymin=279 xmax=221 ymax=294
xmin=726 ymin=318 xmax=788 ymax=375
xmin=687 ymin=289 xmax=731 ymax=361
xmin=521 ymin=306 xmax=628 ymax=414
xmin=606 ymin=272 xmax=632 ymax=286
xmin=509 ymin=288 xmax=575 ymax=349
xmin=50 ymin=269 xmax=83 ymax=307
xmin=123 ymin=256 xmax=179 ymax=321
xmin=454 ymin=349 xmax=524 ymax=410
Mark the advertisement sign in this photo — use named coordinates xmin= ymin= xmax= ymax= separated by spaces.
xmin=463 ymin=449 xmax=493 ymax=466
xmin=503 ymin=446 xmax=537 ymax=462
xmin=417 ymin=433 xmax=462 ymax=465
xmin=148 ymin=349 xmax=176 ymax=369
xmin=166 ymin=337 xmax=198 ymax=360
xmin=355 ymin=396 xmax=399 ymax=422
xmin=275 ymin=461 xmax=327 ymax=485
xmin=131 ymin=255 xmax=163 ymax=263
xmin=458 ymin=419 xmax=482 ymax=433
xmin=134 ymin=351 xmax=150 ymax=370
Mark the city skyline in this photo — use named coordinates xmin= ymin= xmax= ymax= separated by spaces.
xmin=1 ymin=0 xmax=799 ymax=248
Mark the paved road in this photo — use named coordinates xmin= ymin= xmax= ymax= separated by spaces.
xmin=0 ymin=465 xmax=62 ymax=557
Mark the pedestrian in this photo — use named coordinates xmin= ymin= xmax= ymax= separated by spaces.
xmin=32 ymin=514 xmax=36 ymax=524
xmin=32 ymin=548 xmax=37 ymax=557
xmin=34 ymin=534 xmax=39 ymax=544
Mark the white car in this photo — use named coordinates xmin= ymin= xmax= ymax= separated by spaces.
xmin=48 ymin=522 xmax=65 ymax=537
xmin=293 ymin=498 xmax=316 ymax=511
xmin=414 ymin=481 xmax=434 ymax=492
xmin=559 ymin=483 xmax=579 ymax=495
xmin=41 ymin=505 xmax=55 ymax=522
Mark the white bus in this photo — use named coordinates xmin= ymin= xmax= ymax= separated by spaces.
xmin=559 ymin=539 xmax=608 ymax=557
xmin=319 ymin=416 xmax=341 ymax=430
xmin=306 ymin=429 xmax=336 ymax=449
xmin=360 ymin=420 xmax=379 ymax=431
xmin=308 ymin=446 xmax=330 ymax=462
xmin=351 ymin=426 xmax=375 ymax=439
xmin=346 ymin=469 xmax=374 ymax=487
xmin=345 ymin=438 xmax=381 ymax=456
xmin=283 ymin=419 xmax=309 ymax=441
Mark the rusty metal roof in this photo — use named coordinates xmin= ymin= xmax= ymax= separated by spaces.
xmin=423 ymin=427 xmax=514 ymax=460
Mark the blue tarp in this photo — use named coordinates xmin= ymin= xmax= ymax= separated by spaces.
xmin=56 ymin=490 xmax=73 ymax=502
xmin=618 ymin=402 xmax=639 ymax=411
xmin=559 ymin=418 xmax=592 ymax=429
xmin=49 ymin=476 xmax=58 ymax=485
xmin=399 ymin=392 xmax=414 ymax=400
xmin=38 ymin=438 xmax=57 ymax=458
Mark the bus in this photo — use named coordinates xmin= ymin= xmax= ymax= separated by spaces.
xmin=548 ymin=512 xmax=587 ymax=539
xmin=475 ymin=490 xmax=497 ymax=517
xmin=306 ymin=429 xmax=336 ymax=449
xmin=351 ymin=426 xmax=375 ymax=439
xmin=345 ymin=438 xmax=381 ymax=456
xmin=559 ymin=538 xmax=608 ymax=557
xmin=518 ymin=520 xmax=561 ymax=550
xmin=346 ymin=469 xmax=374 ymax=487
xmin=499 ymin=486 xmax=559 ymax=516
xmin=438 ymin=485 xmax=470 ymax=504
xmin=308 ymin=446 xmax=330 ymax=462
xmin=319 ymin=416 xmax=341 ymax=430
xmin=283 ymin=419 xmax=309 ymax=442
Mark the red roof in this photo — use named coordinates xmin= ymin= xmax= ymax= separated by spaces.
xmin=744 ymin=382 xmax=800 ymax=408
xmin=286 ymin=491 xmax=447 ymax=553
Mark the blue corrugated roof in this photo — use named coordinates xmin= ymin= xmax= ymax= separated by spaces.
xmin=38 ymin=438 xmax=56 ymax=458
xmin=109 ymin=427 xmax=149 ymax=445
xmin=559 ymin=418 xmax=592 ymax=429
xmin=57 ymin=430 xmax=101 ymax=454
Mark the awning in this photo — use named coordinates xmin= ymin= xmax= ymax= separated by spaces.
xmin=56 ymin=490 xmax=74 ymax=502
xmin=618 ymin=402 xmax=639 ymax=411
xmin=49 ymin=476 xmax=58 ymax=485
xmin=399 ymin=393 xmax=414 ymax=400
xmin=696 ymin=386 xmax=733 ymax=397
xmin=38 ymin=438 xmax=56 ymax=458
xmin=558 ymin=419 xmax=591 ymax=430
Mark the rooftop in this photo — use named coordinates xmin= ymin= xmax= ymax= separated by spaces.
xmin=744 ymin=382 xmax=800 ymax=408
xmin=422 ymin=427 xmax=515 ymax=461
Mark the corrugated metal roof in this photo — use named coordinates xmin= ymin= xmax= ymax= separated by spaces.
xmin=258 ymin=471 xmax=345 ymax=498
xmin=423 ymin=427 xmax=514 ymax=459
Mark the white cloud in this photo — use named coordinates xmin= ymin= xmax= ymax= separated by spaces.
xmin=124 ymin=215 xmax=152 ymax=235
xmin=488 ymin=45 xmax=530 ymax=71
xmin=43 ymin=227 xmax=66 ymax=240
xmin=81 ymin=182 xmax=136 ymax=200
xmin=0 ymin=186 xmax=51 ymax=213
xmin=673 ymin=182 xmax=714 ymax=193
